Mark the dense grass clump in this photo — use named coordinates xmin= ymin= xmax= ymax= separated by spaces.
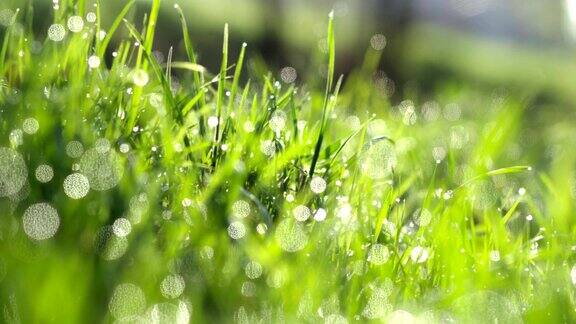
xmin=0 ymin=1 xmax=575 ymax=323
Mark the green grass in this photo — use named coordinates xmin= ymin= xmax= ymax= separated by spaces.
xmin=0 ymin=1 xmax=575 ymax=323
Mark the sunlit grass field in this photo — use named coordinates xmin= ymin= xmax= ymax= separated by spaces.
xmin=0 ymin=1 xmax=575 ymax=323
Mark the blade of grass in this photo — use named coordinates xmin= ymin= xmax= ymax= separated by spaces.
xmin=175 ymin=4 xmax=207 ymax=136
xmin=211 ymin=23 xmax=229 ymax=170
xmin=455 ymin=165 xmax=532 ymax=190
xmin=308 ymin=11 xmax=336 ymax=181
xmin=96 ymin=0 xmax=135 ymax=57
xmin=228 ymin=42 xmax=247 ymax=111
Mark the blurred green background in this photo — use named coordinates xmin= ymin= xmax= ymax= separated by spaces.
xmin=3 ymin=0 xmax=576 ymax=106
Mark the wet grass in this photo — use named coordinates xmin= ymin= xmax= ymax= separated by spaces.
xmin=0 ymin=1 xmax=575 ymax=323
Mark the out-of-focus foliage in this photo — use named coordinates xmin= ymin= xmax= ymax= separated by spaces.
xmin=0 ymin=1 xmax=575 ymax=323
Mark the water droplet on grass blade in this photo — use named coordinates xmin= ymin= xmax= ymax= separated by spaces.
xmin=88 ymin=55 xmax=100 ymax=69
xmin=0 ymin=9 xmax=15 ymax=27
xmin=149 ymin=301 xmax=190 ymax=324
xmin=22 ymin=202 xmax=59 ymax=240
xmin=367 ymin=244 xmax=389 ymax=265
xmin=370 ymin=34 xmax=387 ymax=51
xmin=119 ymin=143 xmax=130 ymax=153
xmin=207 ymin=116 xmax=219 ymax=128
xmin=47 ymin=24 xmax=66 ymax=41
xmin=132 ymin=69 xmax=149 ymax=87
xmin=276 ymin=218 xmax=307 ymax=252
xmin=360 ymin=138 xmax=396 ymax=180
xmin=228 ymin=221 xmax=246 ymax=240
xmin=314 ymin=208 xmax=327 ymax=222
xmin=256 ymin=223 xmax=268 ymax=235
xmin=260 ymin=140 xmax=275 ymax=157
xmin=232 ymin=199 xmax=250 ymax=218
xmin=293 ymin=205 xmax=311 ymax=222
xmin=67 ymin=16 xmax=84 ymax=33
xmin=245 ymin=261 xmax=263 ymax=279
xmin=413 ymin=208 xmax=432 ymax=226
xmin=0 ymin=147 xmax=27 ymax=197
xmin=80 ymin=148 xmax=123 ymax=191
xmin=269 ymin=110 xmax=287 ymax=132
xmin=22 ymin=118 xmax=39 ymax=134
xmin=94 ymin=226 xmax=128 ymax=260
xmin=410 ymin=246 xmax=430 ymax=263
xmin=112 ymin=218 xmax=132 ymax=237
xmin=9 ymin=129 xmax=23 ymax=146
xmin=310 ymin=177 xmax=327 ymax=194
xmin=160 ymin=274 xmax=185 ymax=299
xmin=66 ymin=141 xmax=84 ymax=158
xmin=86 ymin=12 xmax=96 ymax=23
xmin=63 ymin=173 xmax=90 ymax=199
xmin=241 ymin=281 xmax=256 ymax=297
xmin=280 ymin=67 xmax=297 ymax=83
xmin=109 ymin=283 xmax=146 ymax=320
xmin=489 ymin=250 xmax=501 ymax=262
xmin=35 ymin=164 xmax=53 ymax=183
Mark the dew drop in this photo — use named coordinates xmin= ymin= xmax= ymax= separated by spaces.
xmin=207 ymin=116 xmax=219 ymax=128
xmin=47 ymin=24 xmax=66 ymax=42
xmin=256 ymin=223 xmax=268 ymax=235
xmin=0 ymin=147 xmax=27 ymax=197
xmin=228 ymin=221 xmax=246 ymax=240
xmin=370 ymin=34 xmax=387 ymax=51
xmin=149 ymin=301 xmax=190 ymax=323
xmin=112 ymin=218 xmax=132 ymax=237
xmin=22 ymin=118 xmax=39 ymax=134
xmin=109 ymin=283 xmax=146 ymax=320
xmin=119 ymin=143 xmax=130 ymax=154
xmin=79 ymin=148 xmax=123 ymax=191
xmin=245 ymin=261 xmax=263 ymax=279
xmin=22 ymin=202 xmax=60 ymax=240
xmin=241 ymin=281 xmax=256 ymax=297
xmin=280 ymin=66 xmax=297 ymax=84
xmin=86 ymin=12 xmax=96 ymax=23
xmin=260 ymin=140 xmax=275 ymax=157
xmin=310 ymin=176 xmax=327 ymax=194
xmin=35 ymin=164 xmax=54 ymax=183
xmin=293 ymin=205 xmax=311 ymax=222
xmin=160 ymin=274 xmax=185 ymax=299
xmin=94 ymin=225 xmax=128 ymax=260
xmin=276 ymin=218 xmax=308 ymax=252
xmin=132 ymin=69 xmax=149 ymax=87
xmin=313 ymin=208 xmax=327 ymax=222
xmin=489 ymin=250 xmax=501 ymax=262
xmin=367 ymin=243 xmax=389 ymax=265
xmin=67 ymin=16 xmax=84 ymax=33
xmin=88 ymin=55 xmax=101 ymax=69
xmin=410 ymin=246 xmax=430 ymax=263
xmin=66 ymin=141 xmax=84 ymax=158
xmin=269 ymin=110 xmax=287 ymax=132
xmin=413 ymin=208 xmax=432 ymax=227
xmin=360 ymin=139 xmax=396 ymax=179
xmin=0 ymin=9 xmax=15 ymax=27
xmin=232 ymin=199 xmax=250 ymax=218
xmin=63 ymin=173 xmax=90 ymax=199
